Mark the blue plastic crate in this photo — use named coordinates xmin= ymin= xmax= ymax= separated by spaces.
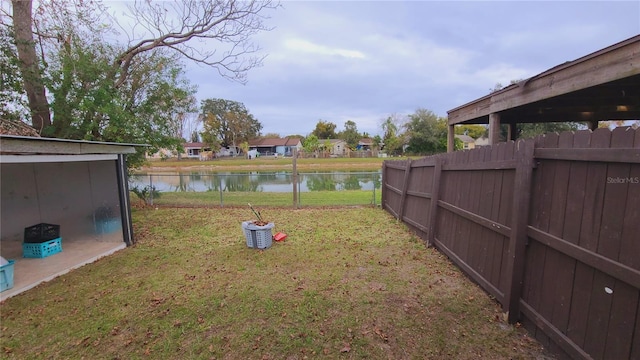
xmin=23 ymin=237 xmax=62 ymax=258
xmin=0 ymin=260 xmax=15 ymax=292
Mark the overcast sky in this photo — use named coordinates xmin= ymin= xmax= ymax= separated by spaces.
xmin=183 ymin=1 xmax=640 ymax=138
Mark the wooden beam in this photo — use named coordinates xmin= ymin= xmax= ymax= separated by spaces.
xmin=447 ymin=124 xmax=455 ymax=152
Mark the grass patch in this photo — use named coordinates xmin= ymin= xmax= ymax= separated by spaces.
xmin=0 ymin=207 xmax=545 ymax=359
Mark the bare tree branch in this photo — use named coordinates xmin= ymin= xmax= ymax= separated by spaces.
xmin=113 ymin=0 xmax=278 ymax=88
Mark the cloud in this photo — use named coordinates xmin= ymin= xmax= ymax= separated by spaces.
xmin=283 ymin=38 xmax=366 ymax=59
xmin=183 ymin=1 xmax=640 ymax=138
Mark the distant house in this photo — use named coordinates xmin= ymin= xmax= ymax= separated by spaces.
xmin=356 ymin=138 xmax=374 ymax=150
xmin=319 ymin=139 xmax=348 ymax=156
xmin=248 ymin=137 xmax=302 ymax=156
xmin=182 ymin=142 xmax=211 ymax=159
xmin=455 ymin=134 xmax=476 ymax=150
xmin=474 ymin=136 xmax=490 ymax=148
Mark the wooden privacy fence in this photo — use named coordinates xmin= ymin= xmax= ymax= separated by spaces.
xmin=382 ymin=127 xmax=640 ymax=360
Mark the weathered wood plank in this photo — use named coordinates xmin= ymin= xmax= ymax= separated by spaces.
xmin=397 ymin=160 xmax=412 ymax=220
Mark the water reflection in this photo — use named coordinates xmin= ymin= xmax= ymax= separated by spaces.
xmin=129 ymin=171 xmax=381 ymax=193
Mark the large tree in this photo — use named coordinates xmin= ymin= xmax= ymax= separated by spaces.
xmin=381 ymin=115 xmax=402 ymax=155
xmin=338 ymin=120 xmax=360 ymax=149
xmin=405 ymin=109 xmax=450 ymax=154
xmin=311 ymin=120 xmax=337 ymax=139
xmin=5 ymin=0 xmax=277 ymax=137
xmin=200 ymin=98 xmax=262 ymax=152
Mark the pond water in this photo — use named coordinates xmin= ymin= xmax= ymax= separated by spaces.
xmin=129 ymin=171 xmax=381 ymax=193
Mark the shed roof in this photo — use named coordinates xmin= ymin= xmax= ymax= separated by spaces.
xmin=448 ymin=35 xmax=640 ymax=126
xmin=0 ymin=135 xmax=142 ymax=156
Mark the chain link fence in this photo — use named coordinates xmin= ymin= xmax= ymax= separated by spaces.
xmin=128 ymin=171 xmax=381 ymax=207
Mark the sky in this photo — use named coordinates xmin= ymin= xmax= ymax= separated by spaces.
xmin=178 ymin=1 xmax=640 ymax=138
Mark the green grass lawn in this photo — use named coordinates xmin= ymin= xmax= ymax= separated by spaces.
xmin=0 ymin=207 xmax=545 ymax=359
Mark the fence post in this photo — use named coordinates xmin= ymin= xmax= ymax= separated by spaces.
xmin=219 ymin=175 xmax=223 ymax=207
xmin=292 ymin=148 xmax=298 ymax=209
xmin=149 ymin=174 xmax=154 ymax=206
xmin=504 ymin=139 xmax=535 ymax=323
xmin=381 ymin=162 xmax=387 ymax=208
xmin=427 ymin=157 xmax=442 ymax=247
xmin=398 ymin=159 xmax=412 ymax=220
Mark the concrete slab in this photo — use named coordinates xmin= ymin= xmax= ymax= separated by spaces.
xmin=0 ymin=234 xmax=126 ymax=301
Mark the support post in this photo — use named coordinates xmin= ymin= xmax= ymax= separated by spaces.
xmin=115 ymin=154 xmax=134 ymax=246
xmin=506 ymin=123 xmax=514 ymax=141
xmin=489 ymin=113 xmax=501 ymax=145
xmin=504 ymin=139 xmax=535 ymax=323
xmin=447 ymin=124 xmax=455 ymax=152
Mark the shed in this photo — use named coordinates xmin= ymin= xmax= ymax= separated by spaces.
xmin=447 ymin=35 xmax=640 ymax=151
xmin=0 ymin=135 xmax=143 ymax=300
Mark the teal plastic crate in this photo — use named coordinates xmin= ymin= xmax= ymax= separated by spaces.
xmin=0 ymin=260 xmax=15 ymax=292
xmin=23 ymin=237 xmax=62 ymax=258
xmin=96 ymin=219 xmax=120 ymax=234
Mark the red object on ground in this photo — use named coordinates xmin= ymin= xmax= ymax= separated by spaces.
xmin=273 ymin=232 xmax=287 ymax=242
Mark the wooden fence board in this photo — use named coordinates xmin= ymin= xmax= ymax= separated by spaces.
xmin=547 ymin=132 xmax=575 ymax=340
xmin=505 ymin=139 xmax=535 ymax=322
xmin=583 ymin=271 xmax=616 ymax=359
xmin=489 ymin=145 xmax=508 ymax=291
xmin=498 ymin=143 xmax=516 ymax=293
xmin=632 ymin=302 xmax=640 ymax=360
xmin=604 ymin=281 xmax=638 ymax=359
xmin=566 ymin=130 xmax=596 ymax=350
xmin=582 ymin=128 xmax=613 ymax=360
xmin=473 ymin=147 xmax=491 ymax=279
xmin=618 ymin=131 xmax=640 ymax=272
xmin=533 ymin=132 xmax=559 ymax=330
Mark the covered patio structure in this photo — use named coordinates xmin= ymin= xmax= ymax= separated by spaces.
xmin=447 ymin=35 xmax=640 ymax=151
